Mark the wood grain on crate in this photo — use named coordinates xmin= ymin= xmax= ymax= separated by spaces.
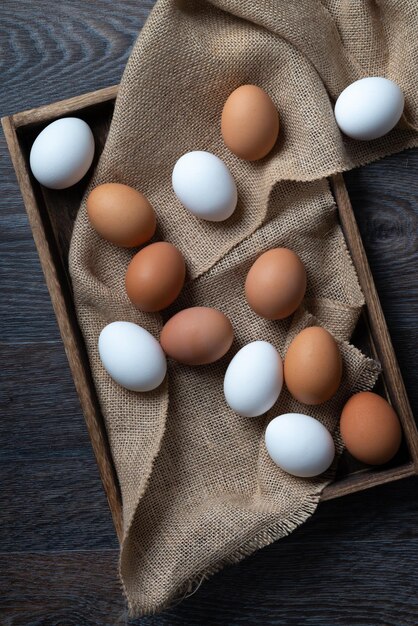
xmin=2 ymin=111 xmax=123 ymax=541
xmin=10 ymin=86 xmax=118 ymax=129
xmin=331 ymin=174 xmax=418 ymax=468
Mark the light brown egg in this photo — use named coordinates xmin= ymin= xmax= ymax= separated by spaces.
xmin=221 ymin=85 xmax=279 ymax=161
xmin=340 ymin=391 xmax=402 ymax=465
xmin=125 ymin=242 xmax=185 ymax=312
xmin=160 ymin=307 xmax=234 ymax=365
xmin=86 ymin=183 xmax=156 ymax=247
xmin=245 ymin=248 xmax=306 ymax=320
xmin=284 ymin=326 xmax=342 ymax=405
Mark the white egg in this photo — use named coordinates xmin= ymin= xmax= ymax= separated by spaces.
xmin=265 ymin=413 xmax=335 ymax=477
xmin=334 ymin=77 xmax=404 ymax=141
xmin=29 ymin=117 xmax=95 ymax=189
xmin=98 ymin=321 xmax=167 ymax=392
xmin=223 ymin=341 xmax=283 ymax=417
xmin=172 ymin=150 xmax=237 ymax=221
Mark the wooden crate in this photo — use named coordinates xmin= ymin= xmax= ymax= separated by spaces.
xmin=3 ymin=86 xmax=418 ymax=542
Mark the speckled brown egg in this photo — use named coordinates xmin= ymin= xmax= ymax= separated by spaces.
xmin=245 ymin=248 xmax=307 ymax=320
xmin=125 ymin=242 xmax=185 ymax=312
xmin=86 ymin=183 xmax=156 ymax=247
xmin=221 ymin=85 xmax=279 ymax=160
xmin=160 ymin=307 xmax=234 ymax=365
xmin=284 ymin=326 xmax=342 ymax=405
xmin=340 ymin=391 xmax=402 ymax=465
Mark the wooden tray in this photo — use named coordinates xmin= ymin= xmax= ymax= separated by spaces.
xmin=3 ymin=86 xmax=418 ymax=542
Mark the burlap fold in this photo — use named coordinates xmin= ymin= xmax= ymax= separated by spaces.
xmin=69 ymin=0 xmax=418 ymax=615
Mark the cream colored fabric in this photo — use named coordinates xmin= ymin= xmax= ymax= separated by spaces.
xmin=69 ymin=0 xmax=418 ymax=615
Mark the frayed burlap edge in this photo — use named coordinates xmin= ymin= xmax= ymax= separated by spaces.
xmin=121 ymin=341 xmax=381 ymax=617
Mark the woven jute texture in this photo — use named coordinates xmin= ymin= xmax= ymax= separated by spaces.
xmin=69 ymin=0 xmax=418 ymax=615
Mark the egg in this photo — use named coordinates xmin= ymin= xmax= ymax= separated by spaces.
xmin=160 ymin=307 xmax=234 ymax=365
xmin=29 ymin=117 xmax=95 ymax=189
xmin=223 ymin=341 xmax=283 ymax=417
xmin=245 ymin=248 xmax=306 ymax=320
xmin=125 ymin=242 xmax=185 ymax=312
xmin=221 ymin=84 xmax=279 ymax=160
xmin=334 ymin=77 xmax=404 ymax=141
xmin=265 ymin=413 xmax=335 ymax=477
xmin=284 ymin=327 xmax=342 ymax=405
xmin=340 ymin=391 xmax=402 ymax=465
xmin=172 ymin=151 xmax=237 ymax=221
xmin=98 ymin=321 xmax=167 ymax=392
xmin=86 ymin=183 xmax=156 ymax=247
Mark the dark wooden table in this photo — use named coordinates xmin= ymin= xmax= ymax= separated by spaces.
xmin=1 ymin=2 xmax=417 ymax=624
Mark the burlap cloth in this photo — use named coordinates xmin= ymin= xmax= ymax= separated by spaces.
xmin=68 ymin=0 xmax=418 ymax=616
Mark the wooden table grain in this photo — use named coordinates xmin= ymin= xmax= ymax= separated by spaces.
xmin=1 ymin=2 xmax=417 ymax=624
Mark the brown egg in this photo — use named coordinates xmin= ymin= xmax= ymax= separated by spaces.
xmin=86 ymin=183 xmax=156 ymax=247
xmin=221 ymin=85 xmax=279 ymax=160
xmin=125 ymin=242 xmax=185 ymax=312
xmin=340 ymin=391 xmax=402 ymax=465
xmin=284 ymin=326 xmax=342 ymax=405
xmin=160 ymin=307 xmax=234 ymax=365
xmin=245 ymin=248 xmax=306 ymax=320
